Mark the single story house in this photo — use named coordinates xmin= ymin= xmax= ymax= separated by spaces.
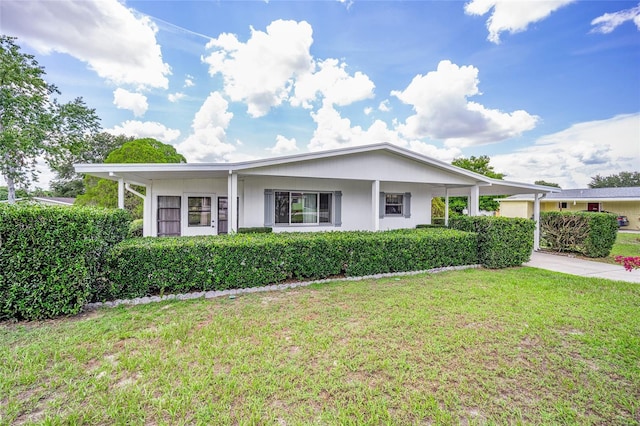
xmin=75 ymin=143 xmax=558 ymax=248
xmin=498 ymin=187 xmax=640 ymax=229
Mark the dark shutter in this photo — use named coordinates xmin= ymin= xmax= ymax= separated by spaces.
xmin=404 ymin=192 xmax=411 ymax=218
xmin=334 ymin=191 xmax=342 ymax=226
xmin=264 ymin=189 xmax=274 ymax=226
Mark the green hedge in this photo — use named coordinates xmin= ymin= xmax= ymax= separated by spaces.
xmin=104 ymin=229 xmax=478 ymax=300
xmin=237 ymin=227 xmax=272 ymax=234
xmin=540 ymin=211 xmax=618 ymax=257
xmin=449 ymin=216 xmax=535 ymax=268
xmin=0 ymin=205 xmax=131 ymax=320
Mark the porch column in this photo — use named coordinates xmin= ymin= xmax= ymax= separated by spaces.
xmin=372 ymin=180 xmax=380 ymax=231
xmin=444 ymin=187 xmax=449 ymax=226
xmin=533 ymin=192 xmax=541 ymax=251
xmin=228 ymin=171 xmax=238 ymax=233
xmin=144 ymin=183 xmax=152 ymax=237
xmin=117 ymin=178 xmax=125 ymax=209
xmin=469 ymin=184 xmax=480 ymax=216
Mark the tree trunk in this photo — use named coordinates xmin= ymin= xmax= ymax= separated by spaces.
xmin=6 ymin=174 xmax=16 ymax=203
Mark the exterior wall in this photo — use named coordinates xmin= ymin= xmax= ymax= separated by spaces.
xmin=498 ymin=201 xmax=532 ymax=219
xmin=242 ymin=176 xmax=432 ymax=232
xmin=504 ymin=200 xmax=640 ymax=230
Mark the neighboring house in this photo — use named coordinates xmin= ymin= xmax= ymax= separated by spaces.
xmin=0 ymin=197 xmax=75 ymax=206
xmin=75 ymin=143 xmax=558 ymax=247
xmin=498 ymin=187 xmax=640 ymax=229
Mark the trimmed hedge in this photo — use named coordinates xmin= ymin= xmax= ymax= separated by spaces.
xmin=449 ymin=216 xmax=535 ymax=268
xmin=237 ymin=227 xmax=273 ymax=234
xmin=540 ymin=211 xmax=618 ymax=257
xmin=104 ymin=229 xmax=478 ymax=300
xmin=0 ymin=205 xmax=131 ymax=320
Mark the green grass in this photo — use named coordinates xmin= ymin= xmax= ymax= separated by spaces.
xmin=1 ymin=268 xmax=639 ymax=425
xmin=610 ymin=232 xmax=640 ymax=259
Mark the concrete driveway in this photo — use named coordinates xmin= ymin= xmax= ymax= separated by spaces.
xmin=525 ymin=251 xmax=640 ymax=283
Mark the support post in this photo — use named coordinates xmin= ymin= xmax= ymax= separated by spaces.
xmin=372 ymin=180 xmax=380 ymax=231
xmin=469 ymin=185 xmax=480 ymax=216
xmin=228 ymin=171 xmax=238 ymax=233
xmin=444 ymin=187 xmax=449 ymax=226
xmin=533 ymin=192 xmax=541 ymax=251
xmin=117 ymin=178 xmax=125 ymax=209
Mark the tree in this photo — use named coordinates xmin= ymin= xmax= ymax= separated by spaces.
xmin=588 ymin=172 xmax=640 ymax=188
xmin=50 ymin=132 xmax=134 ymax=197
xmin=75 ymin=138 xmax=186 ymax=218
xmin=535 ymin=180 xmax=561 ymax=188
xmin=450 ymin=155 xmax=506 ymax=212
xmin=0 ymin=36 xmax=100 ymax=203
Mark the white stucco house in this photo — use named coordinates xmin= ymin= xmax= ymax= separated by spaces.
xmin=75 ymin=143 xmax=558 ymax=248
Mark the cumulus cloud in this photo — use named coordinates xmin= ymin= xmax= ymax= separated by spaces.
xmin=202 ymin=20 xmax=314 ymax=117
xmin=306 ymin=102 xmax=460 ymax=163
xmin=491 ymin=113 xmax=640 ymax=188
xmin=268 ymin=135 xmax=299 ymax=154
xmin=107 ymin=120 xmax=181 ymax=142
xmin=465 ymin=0 xmax=575 ymax=44
xmin=392 ymin=60 xmax=538 ymax=147
xmin=174 ymin=92 xmax=237 ymax=162
xmin=184 ymin=75 xmax=195 ymax=87
xmin=378 ymin=100 xmax=391 ymax=112
xmin=168 ymin=92 xmax=185 ymax=103
xmin=113 ymin=88 xmax=148 ymax=117
xmin=1 ymin=0 xmax=170 ymax=88
xmin=291 ymin=58 xmax=375 ymax=108
xmin=591 ymin=3 xmax=640 ymax=34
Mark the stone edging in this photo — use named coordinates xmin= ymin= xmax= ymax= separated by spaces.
xmin=84 ymin=264 xmax=481 ymax=310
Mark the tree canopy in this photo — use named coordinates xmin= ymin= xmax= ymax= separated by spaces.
xmin=449 ymin=155 xmax=505 ymax=212
xmin=588 ymin=171 xmax=640 ymax=188
xmin=534 ymin=180 xmax=561 ymax=188
xmin=75 ymin=138 xmax=186 ymax=218
xmin=0 ymin=36 xmax=100 ymax=203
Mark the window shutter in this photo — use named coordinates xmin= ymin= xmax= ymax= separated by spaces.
xmin=334 ymin=191 xmax=342 ymax=227
xmin=404 ymin=192 xmax=411 ymax=218
xmin=264 ymin=189 xmax=274 ymax=226
xmin=379 ymin=192 xmax=385 ymax=219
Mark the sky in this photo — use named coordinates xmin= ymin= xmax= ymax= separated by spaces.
xmin=1 ymin=0 xmax=639 ymax=190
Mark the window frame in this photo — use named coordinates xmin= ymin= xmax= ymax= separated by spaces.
xmin=186 ymin=196 xmax=212 ymax=228
xmin=274 ymin=190 xmax=333 ymax=226
xmin=157 ymin=195 xmax=182 ymax=237
xmin=384 ymin=193 xmax=404 ymax=216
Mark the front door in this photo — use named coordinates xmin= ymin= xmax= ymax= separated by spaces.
xmin=183 ymin=194 xmax=217 ymax=236
xmin=218 ymin=197 xmax=228 ymax=234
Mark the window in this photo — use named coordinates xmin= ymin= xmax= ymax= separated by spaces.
xmin=157 ymin=196 xmax=181 ymax=236
xmin=587 ymin=203 xmax=600 ymax=212
xmin=385 ymin=193 xmax=404 ymax=216
xmin=274 ymin=191 xmax=332 ymax=225
xmin=558 ymin=202 xmax=567 ymax=209
xmin=187 ymin=196 xmax=212 ymax=227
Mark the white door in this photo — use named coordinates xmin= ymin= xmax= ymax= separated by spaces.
xmin=182 ymin=194 xmax=217 ymax=236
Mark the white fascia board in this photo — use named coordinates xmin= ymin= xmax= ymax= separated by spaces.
xmin=541 ymin=197 xmax=640 ymax=202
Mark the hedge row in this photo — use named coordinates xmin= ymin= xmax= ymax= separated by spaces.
xmin=449 ymin=216 xmax=535 ymax=268
xmin=104 ymin=228 xmax=478 ymax=300
xmin=540 ymin=211 xmax=618 ymax=257
xmin=0 ymin=205 xmax=130 ymax=320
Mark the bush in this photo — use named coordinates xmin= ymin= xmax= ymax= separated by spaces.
xmin=449 ymin=216 xmax=535 ymax=268
xmin=416 ymin=224 xmax=445 ymax=229
xmin=104 ymin=229 xmax=478 ymax=300
xmin=128 ymin=219 xmax=144 ymax=238
xmin=540 ymin=212 xmax=618 ymax=258
xmin=0 ymin=205 xmax=130 ymax=320
xmin=237 ymin=227 xmax=272 ymax=234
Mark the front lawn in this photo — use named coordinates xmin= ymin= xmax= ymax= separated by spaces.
xmin=610 ymin=231 xmax=640 ymax=259
xmin=1 ymin=268 xmax=638 ymax=425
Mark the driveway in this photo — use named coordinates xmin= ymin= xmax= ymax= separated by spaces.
xmin=525 ymin=251 xmax=640 ymax=283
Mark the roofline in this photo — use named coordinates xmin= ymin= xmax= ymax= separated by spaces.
xmin=499 ymin=197 xmax=639 ymax=202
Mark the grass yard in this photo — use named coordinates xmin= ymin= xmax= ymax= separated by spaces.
xmin=611 ymin=232 xmax=640 ymax=259
xmin=1 ymin=268 xmax=639 ymax=425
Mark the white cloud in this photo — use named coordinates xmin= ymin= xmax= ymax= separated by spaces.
xmin=378 ymin=100 xmax=391 ymax=112
xmin=174 ymin=92 xmax=237 ymax=162
xmin=465 ymin=0 xmax=575 ymax=44
xmin=1 ymin=0 xmax=170 ymax=88
xmin=491 ymin=113 xmax=640 ymax=188
xmin=203 ymin=20 xmax=314 ymax=117
xmin=392 ymin=60 xmax=538 ymax=147
xmin=113 ymin=88 xmax=148 ymax=117
xmin=591 ymin=3 xmax=640 ymax=34
xmin=168 ymin=92 xmax=186 ymax=103
xmin=291 ymin=58 xmax=375 ymax=108
xmin=364 ymin=107 xmax=373 ymax=115
xmin=306 ymin=102 xmax=461 ymax=163
xmin=184 ymin=75 xmax=195 ymax=87
xmin=268 ymin=135 xmax=299 ymax=154
xmin=107 ymin=120 xmax=181 ymax=143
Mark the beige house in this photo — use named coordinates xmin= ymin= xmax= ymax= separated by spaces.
xmin=498 ymin=187 xmax=640 ymax=229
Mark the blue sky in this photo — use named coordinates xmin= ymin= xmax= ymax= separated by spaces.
xmin=2 ymin=0 xmax=639 ymax=188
